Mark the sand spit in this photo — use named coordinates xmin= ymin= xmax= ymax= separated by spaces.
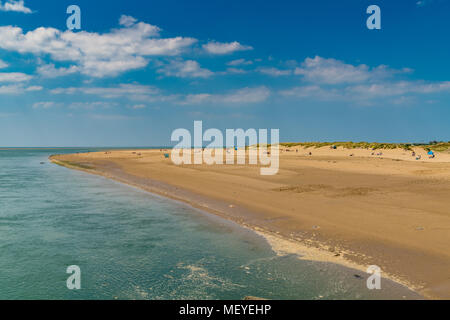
xmin=50 ymin=146 xmax=450 ymax=299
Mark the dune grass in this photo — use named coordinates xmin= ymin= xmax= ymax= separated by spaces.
xmin=50 ymin=159 xmax=94 ymax=170
xmin=423 ymin=142 xmax=450 ymax=152
xmin=280 ymin=141 xmax=450 ymax=151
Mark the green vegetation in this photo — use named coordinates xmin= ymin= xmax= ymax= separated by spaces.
xmin=51 ymin=159 xmax=94 ymax=170
xmin=422 ymin=142 xmax=450 ymax=152
xmin=280 ymin=141 xmax=450 ymax=152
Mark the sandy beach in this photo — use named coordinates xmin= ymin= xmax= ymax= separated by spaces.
xmin=50 ymin=146 xmax=450 ymax=299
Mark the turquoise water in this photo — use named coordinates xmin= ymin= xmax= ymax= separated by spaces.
xmin=0 ymin=149 xmax=420 ymax=300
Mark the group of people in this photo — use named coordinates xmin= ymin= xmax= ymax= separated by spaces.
xmin=411 ymin=150 xmax=435 ymax=160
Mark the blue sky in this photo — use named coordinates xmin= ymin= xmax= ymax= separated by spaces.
xmin=0 ymin=0 xmax=449 ymax=147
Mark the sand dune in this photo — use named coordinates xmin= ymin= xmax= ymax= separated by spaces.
xmin=50 ymin=146 xmax=450 ymax=299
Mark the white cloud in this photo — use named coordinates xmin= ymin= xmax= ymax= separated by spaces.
xmin=32 ymin=101 xmax=57 ymax=109
xmin=0 ymin=84 xmax=22 ymax=94
xmin=227 ymin=58 xmax=253 ymax=66
xmin=157 ymin=59 xmax=213 ymax=78
xmin=0 ymin=83 xmax=40 ymax=94
xmin=203 ymin=41 xmax=253 ymax=55
xmin=224 ymin=67 xmax=247 ymax=74
xmin=347 ymin=81 xmax=450 ymax=97
xmin=294 ymin=56 xmax=373 ymax=84
xmin=0 ymin=59 xmax=8 ymax=69
xmin=0 ymin=72 xmax=32 ymax=82
xmin=37 ymin=63 xmax=79 ymax=78
xmin=280 ymin=80 xmax=450 ymax=105
xmin=69 ymin=101 xmax=117 ymax=110
xmin=51 ymin=83 xmax=160 ymax=100
xmin=220 ymin=86 xmax=270 ymax=103
xmin=0 ymin=0 xmax=32 ymax=14
xmin=292 ymin=56 xmax=415 ymax=87
xmin=25 ymin=85 xmax=43 ymax=91
xmin=280 ymin=85 xmax=340 ymax=100
xmin=32 ymin=101 xmax=120 ymax=110
xmin=182 ymin=86 xmax=270 ymax=105
xmin=0 ymin=16 xmax=196 ymax=78
xmin=51 ymin=83 xmax=270 ymax=106
xmin=280 ymin=58 xmax=450 ymax=106
xmin=119 ymin=15 xmax=138 ymax=27
xmin=257 ymin=67 xmax=292 ymax=77
xmin=0 ymin=15 xmax=256 ymax=80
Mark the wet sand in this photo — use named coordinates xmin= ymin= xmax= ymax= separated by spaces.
xmin=50 ymin=146 xmax=450 ymax=299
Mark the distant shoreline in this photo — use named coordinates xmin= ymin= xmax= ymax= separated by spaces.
xmin=3 ymin=140 xmax=450 ymax=152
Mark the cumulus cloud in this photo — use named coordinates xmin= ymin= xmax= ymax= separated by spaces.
xmin=203 ymin=41 xmax=253 ymax=55
xmin=294 ymin=56 xmax=373 ymax=84
xmin=37 ymin=63 xmax=79 ymax=78
xmin=32 ymin=101 xmax=119 ymax=110
xmin=0 ymin=0 xmax=32 ymax=14
xmin=25 ymin=85 xmax=43 ymax=91
xmin=227 ymin=58 xmax=253 ymax=66
xmin=257 ymin=67 xmax=292 ymax=77
xmin=292 ymin=56 xmax=415 ymax=86
xmin=223 ymin=67 xmax=248 ymax=75
xmin=280 ymin=85 xmax=341 ymax=101
xmin=278 ymin=56 xmax=450 ymax=106
xmin=0 ymin=84 xmax=22 ymax=94
xmin=182 ymin=86 xmax=270 ymax=105
xmin=157 ymin=59 xmax=213 ymax=78
xmin=119 ymin=15 xmax=138 ymax=27
xmin=0 ymin=83 xmax=40 ymax=94
xmin=0 ymin=72 xmax=32 ymax=82
xmin=0 ymin=59 xmax=8 ymax=69
xmin=0 ymin=14 xmax=255 ymax=80
xmin=52 ymin=83 xmax=270 ymax=106
xmin=347 ymin=81 xmax=450 ymax=97
xmin=43 ymin=50 xmax=450 ymax=108
xmin=51 ymin=83 xmax=160 ymax=100
xmin=0 ymin=16 xmax=196 ymax=77
xmin=281 ymin=80 xmax=450 ymax=105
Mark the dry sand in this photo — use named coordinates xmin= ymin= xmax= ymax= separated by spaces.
xmin=50 ymin=146 xmax=450 ymax=299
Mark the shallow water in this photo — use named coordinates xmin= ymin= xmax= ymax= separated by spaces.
xmin=0 ymin=149 xmax=420 ymax=299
